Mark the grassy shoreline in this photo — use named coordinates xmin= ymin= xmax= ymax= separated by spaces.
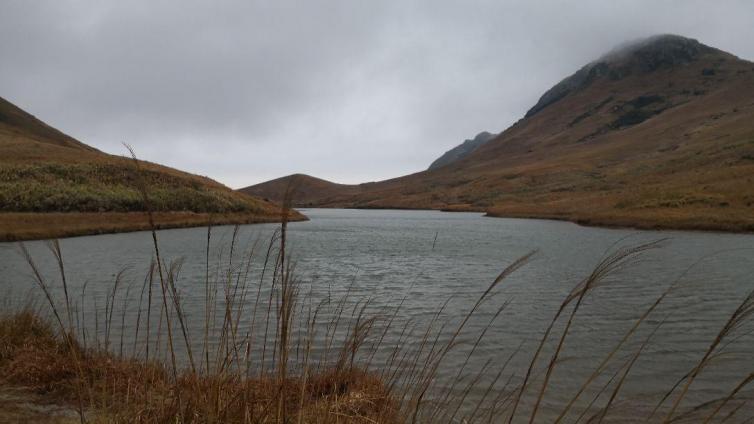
xmin=0 ymin=310 xmax=396 ymax=423
xmin=0 ymin=211 xmax=308 ymax=242
xmin=320 ymin=204 xmax=754 ymax=234
xmin=484 ymin=207 xmax=754 ymax=233
xmin=3 ymin=205 xmax=751 ymax=244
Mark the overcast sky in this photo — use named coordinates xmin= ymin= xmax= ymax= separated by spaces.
xmin=2 ymin=1 xmax=753 ymax=188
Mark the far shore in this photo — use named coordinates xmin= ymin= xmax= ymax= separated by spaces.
xmin=2 ymin=204 xmax=752 ymax=243
xmin=308 ymin=204 xmax=754 ymax=234
xmin=0 ymin=211 xmax=307 ymax=242
xmin=484 ymin=209 xmax=754 ymax=234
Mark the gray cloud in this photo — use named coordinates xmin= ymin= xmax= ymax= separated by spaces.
xmin=2 ymin=0 xmax=753 ymax=187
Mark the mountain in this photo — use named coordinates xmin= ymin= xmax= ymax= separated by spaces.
xmin=0 ymin=96 xmax=300 ymax=240
xmin=428 ymin=131 xmax=497 ymax=170
xmin=241 ymin=174 xmax=362 ymax=207
xmin=243 ymin=35 xmax=754 ymax=231
xmin=0 ymin=97 xmax=99 ymax=152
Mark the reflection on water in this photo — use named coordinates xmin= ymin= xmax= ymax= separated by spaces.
xmin=1 ymin=208 xmax=753 ymax=422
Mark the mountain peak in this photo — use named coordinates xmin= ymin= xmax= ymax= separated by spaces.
xmin=525 ymin=34 xmax=722 ymax=118
xmin=428 ymin=131 xmax=497 ymax=170
xmin=598 ymin=34 xmax=714 ymax=69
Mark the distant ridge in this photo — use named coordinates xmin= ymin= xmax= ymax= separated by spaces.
xmin=240 ymin=174 xmax=360 ymax=206
xmin=428 ymin=131 xmax=496 ymax=170
xmin=244 ymin=34 xmax=754 ymax=231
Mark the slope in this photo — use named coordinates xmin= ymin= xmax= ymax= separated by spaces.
xmin=0 ymin=96 xmax=301 ymax=240
xmin=428 ymin=131 xmax=496 ymax=170
xmin=241 ymin=174 xmax=362 ymax=207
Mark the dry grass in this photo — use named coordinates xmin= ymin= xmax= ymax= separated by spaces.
xmin=2 ymin=226 xmax=754 ymax=422
xmin=0 ymin=211 xmax=306 ymax=242
xmin=0 ymin=310 xmax=397 ymax=423
xmin=0 ymin=176 xmax=401 ymax=423
xmin=0 ymin=95 xmax=300 ymax=242
xmin=485 ymin=201 xmax=754 ymax=233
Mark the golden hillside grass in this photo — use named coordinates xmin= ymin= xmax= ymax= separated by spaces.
xmin=0 ymin=95 xmax=302 ymax=241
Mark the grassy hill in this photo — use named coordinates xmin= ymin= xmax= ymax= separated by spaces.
xmin=242 ymin=35 xmax=754 ymax=232
xmin=240 ymin=174 xmax=364 ymax=207
xmin=0 ymin=96 xmax=301 ymax=240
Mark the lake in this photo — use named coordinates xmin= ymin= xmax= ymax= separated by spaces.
xmin=2 ymin=208 xmax=753 ymax=422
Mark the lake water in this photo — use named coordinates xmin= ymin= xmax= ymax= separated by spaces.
xmin=1 ymin=209 xmax=753 ymax=422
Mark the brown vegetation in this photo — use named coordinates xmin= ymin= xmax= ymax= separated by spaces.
xmin=1 ymin=194 xmax=401 ymax=423
xmin=0 ymin=211 xmax=306 ymax=242
xmin=0 ymin=309 xmax=396 ymax=423
xmin=1 ymin=220 xmax=752 ymax=422
xmin=240 ymin=174 xmax=364 ymax=208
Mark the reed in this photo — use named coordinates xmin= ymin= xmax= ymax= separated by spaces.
xmin=3 ymin=231 xmax=753 ymax=422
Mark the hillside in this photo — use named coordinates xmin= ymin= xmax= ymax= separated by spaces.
xmin=241 ymin=174 xmax=363 ymax=207
xmin=428 ymin=131 xmax=496 ymax=170
xmin=0 ymin=96 xmax=301 ymax=241
xmin=243 ymin=35 xmax=754 ymax=232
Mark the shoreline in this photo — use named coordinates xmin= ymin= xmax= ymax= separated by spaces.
xmin=307 ymin=205 xmax=754 ymax=235
xmin=0 ymin=211 xmax=308 ymax=242
xmin=483 ymin=210 xmax=754 ymax=235
xmin=2 ymin=206 xmax=752 ymax=243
